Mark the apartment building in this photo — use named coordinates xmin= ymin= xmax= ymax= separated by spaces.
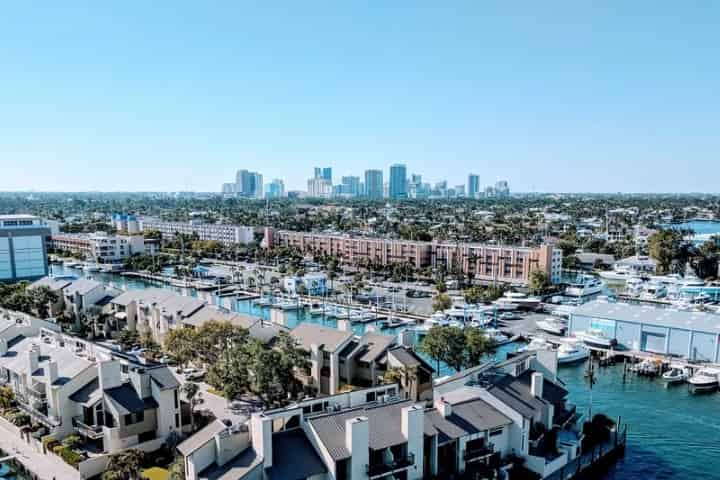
xmin=0 ymin=214 xmax=50 ymax=282
xmin=50 ymin=232 xmax=146 ymax=262
xmin=139 ymin=218 xmax=255 ymax=246
xmin=265 ymin=228 xmax=562 ymax=285
xmin=176 ymin=348 xmax=580 ymax=480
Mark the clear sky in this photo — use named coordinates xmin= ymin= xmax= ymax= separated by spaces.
xmin=1 ymin=2 xmax=718 ymax=193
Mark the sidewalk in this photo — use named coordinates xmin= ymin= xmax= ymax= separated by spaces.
xmin=0 ymin=420 xmax=79 ymax=480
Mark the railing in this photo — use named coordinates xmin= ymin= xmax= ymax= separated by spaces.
xmin=16 ymin=397 xmax=60 ymax=427
xmin=553 ymin=405 xmax=578 ymax=428
xmin=464 ymin=445 xmax=494 ymax=461
xmin=366 ymin=453 xmax=415 ymax=478
xmin=73 ymin=416 xmax=104 ymax=440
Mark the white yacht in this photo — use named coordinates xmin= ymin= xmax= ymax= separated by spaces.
xmin=574 ymin=328 xmax=617 ymax=349
xmin=650 ymin=273 xmax=683 ymax=285
xmin=688 ymin=368 xmax=720 ymax=393
xmin=599 ymin=265 xmax=641 ymax=282
xmin=557 ymin=341 xmax=590 ymax=364
xmin=497 ymin=292 xmax=542 ymax=310
xmin=82 ymin=262 xmax=101 ymax=272
xmin=662 ymin=365 xmax=689 ymax=385
xmin=535 ymin=318 xmax=566 ymax=336
xmin=640 ymin=282 xmax=668 ymax=300
xmin=63 ymin=260 xmax=81 ymax=268
xmin=565 ymin=275 xmax=606 ymax=297
xmin=519 ymin=337 xmax=553 ymax=353
xmin=484 ymin=328 xmax=513 ymax=346
xmin=253 ymin=296 xmax=274 ymax=307
xmin=272 ymin=300 xmax=302 ymax=311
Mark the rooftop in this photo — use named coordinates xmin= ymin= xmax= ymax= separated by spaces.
xmin=308 ymin=400 xmax=414 ymax=460
xmin=573 ymin=300 xmax=720 ymax=334
xmin=290 ymin=323 xmax=353 ymax=353
xmin=425 ymin=395 xmax=512 ymax=444
xmin=266 ymin=429 xmax=327 ymax=480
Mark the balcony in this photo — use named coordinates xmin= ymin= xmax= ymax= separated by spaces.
xmin=553 ymin=405 xmax=579 ymax=429
xmin=464 ymin=445 xmax=495 ymax=462
xmin=73 ymin=416 xmax=104 ymax=440
xmin=366 ymin=453 xmax=415 ymax=478
xmin=16 ymin=396 xmax=60 ymax=427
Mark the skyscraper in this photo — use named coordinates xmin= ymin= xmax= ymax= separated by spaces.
xmin=468 ymin=174 xmax=480 ymax=198
xmin=322 ymin=167 xmax=332 ymax=183
xmin=389 ymin=164 xmax=407 ymax=199
xmin=235 ymin=170 xmax=263 ymax=198
xmin=364 ymin=169 xmax=383 ymax=200
xmin=314 ymin=167 xmax=322 ymax=179
xmin=340 ymin=176 xmax=360 ymax=196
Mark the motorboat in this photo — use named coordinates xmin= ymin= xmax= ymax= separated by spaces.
xmin=490 ymin=299 xmax=520 ymax=311
xmin=519 ymin=337 xmax=553 ymax=353
xmin=631 ymin=358 xmax=662 ymax=376
xmin=82 ymin=262 xmax=101 ymax=272
xmin=253 ymin=296 xmax=274 ymax=307
xmin=497 ymin=292 xmax=542 ymax=310
xmin=535 ymin=318 xmax=566 ymax=336
xmin=574 ymin=328 xmax=617 ymax=349
xmin=63 ymin=260 xmax=81 ymax=268
xmin=688 ymin=368 xmax=720 ymax=393
xmin=640 ymin=282 xmax=668 ymax=300
xmin=444 ymin=307 xmax=475 ymax=322
xmin=650 ymin=273 xmax=683 ymax=285
xmin=599 ymin=265 xmax=642 ymax=282
xmin=662 ymin=365 xmax=689 ymax=385
xmin=272 ymin=300 xmax=302 ymax=310
xmin=625 ymin=277 xmax=645 ymax=296
xmin=557 ymin=341 xmax=589 ymax=364
xmin=565 ymin=275 xmax=606 ymax=297
xmin=484 ymin=328 xmax=513 ymax=346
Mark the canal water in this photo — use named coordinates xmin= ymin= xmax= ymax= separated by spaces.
xmin=48 ymin=264 xmax=720 ymax=479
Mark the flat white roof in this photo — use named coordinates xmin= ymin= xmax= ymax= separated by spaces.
xmin=573 ymin=301 xmax=720 ymax=334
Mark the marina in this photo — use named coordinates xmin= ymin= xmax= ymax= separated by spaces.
xmin=42 ymin=263 xmax=720 ymax=479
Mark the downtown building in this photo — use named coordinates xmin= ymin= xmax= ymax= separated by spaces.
xmin=264 ymin=229 xmax=562 ymax=285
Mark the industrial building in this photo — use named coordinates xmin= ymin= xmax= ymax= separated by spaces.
xmin=569 ymin=301 xmax=720 ymax=363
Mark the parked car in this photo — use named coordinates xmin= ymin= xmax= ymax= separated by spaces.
xmin=183 ymin=367 xmax=206 ymax=381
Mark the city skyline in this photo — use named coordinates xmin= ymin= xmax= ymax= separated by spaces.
xmin=2 ymin=3 xmax=719 ymax=193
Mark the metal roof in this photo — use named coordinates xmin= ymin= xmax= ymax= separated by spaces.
xmin=308 ymin=400 xmax=415 ymax=460
xmin=572 ymin=300 xmax=720 ymax=334
xmin=357 ymin=332 xmax=395 ymax=364
xmin=148 ymin=366 xmax=180 ymax=390
xmin=0 ymin=335 xmax=93 ymax=385
xmin=290 ymin=323 xmax=353 ymax=353
xmin=424 ymin=397 xmax=512 ymax=444
xmin=177 ymin=419 xmax=228 ymax=456
xmin=64 ymin=278 xmax=103 ymax=297
xmin=266 ymin=429 xmax=327 ymax=480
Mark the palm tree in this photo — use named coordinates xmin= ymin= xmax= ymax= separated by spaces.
xmin=182 ymin=382 xmax=204 ymax=433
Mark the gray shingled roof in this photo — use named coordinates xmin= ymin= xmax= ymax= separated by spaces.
xmin=148 ymin=366 xmax=180 ymax=390
xmin=266 ymin=429 xmax=327 ymax=480
xmin=388 ymin=346 xmax=435 ymax=372
xmin=105 ymin=383 xmax=158 ymax=414
xmin=30 ymin=277 xmax=73 ymax=292
xmin=424 ymin=397 xmax=511 ymax=444
xmin=64 ymin=278 xmax=102 ymax=296
xmin=308 ymin=400 xmax=414 ymax=460
xmin=357 ymin=332 xmax=394 ymax=363
xmin=177 ymin=419 xmax=228 ymax=456
xmin=69 ymin=378 xmax=100 ymax=404
xmin=290 ymin=323 xmax=353 ymax=353
xmin=485 ymin=373 xmax=548 ymax=419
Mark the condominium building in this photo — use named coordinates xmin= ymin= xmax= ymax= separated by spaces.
xmin=0 ymin=214 xmax=50 ymax=282
xmin=0 ymin=317 xmax=183 ymax=478
xmin=264 ymin=229 xmax=562 ymax=285
xmin=50 ymin=232 xmax=146 ymax=262
xmin=468 ymin=174 xmax=480 ymax=198
xmin=139 ymin=218 xmax=255 ymax=245
xmin=307 ymin=178 xmax=333 ymax=198
xmin=176 ymin=349 xmax=582 ymax=480
xmin=389 ymin=164 xmax=407 ymax=200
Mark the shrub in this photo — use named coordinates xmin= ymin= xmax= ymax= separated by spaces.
xmin=42 ymin=436 xmax=59 ymax=451
xmin=52 ymin=445 xmax=64 ymax=456
xmin=61 ymin=434 xmax=82 ymax=450
xmin=59 ymin=447 xmax=83 ymax=468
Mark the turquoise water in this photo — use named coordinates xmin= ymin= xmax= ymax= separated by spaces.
xmin=49 ymin=264 xmax=720 ymax=479
xmin=664 ymin=220 xmax=720 ymax=236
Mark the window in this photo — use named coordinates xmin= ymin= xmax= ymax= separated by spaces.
xmin=136 ymin=411 xmax=144 ymax=423
xmin=174 ymin=390 xmax=179 ymax=409
xmin=366 ymin=391 xmax=376 ymax=402
xmin=124 ymin=414 xmax=133 ymax=425
xmin=175 ymin=413 xmax=180 ymax=428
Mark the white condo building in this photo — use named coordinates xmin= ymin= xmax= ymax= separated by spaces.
xmin=139 ymin=218 xmax=255 ymax=246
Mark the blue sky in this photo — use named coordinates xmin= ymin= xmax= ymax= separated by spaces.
xmin=1 ymin=2 xmax=718 ymax=192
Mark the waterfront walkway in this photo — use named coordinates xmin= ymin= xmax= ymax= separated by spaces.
xmin=0 ymin=420 xmax=78 ymax=480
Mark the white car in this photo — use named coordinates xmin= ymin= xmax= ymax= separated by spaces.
xmin=183 ymin=368 xmax=206 ymax=381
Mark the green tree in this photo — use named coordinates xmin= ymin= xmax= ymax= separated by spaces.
xmin=464 ymin=327 xmax=495 ymax=368
xmin=528 ymin=270 xmax=550 ymax=295
xmin=117 ymin=329 xmax=140 ymax=350
xmin=182 ymin=382 xmax=203 ymax=433
xmin=648 ymin=230 xmax=683 ymax=275
xmin=168 ymin=455 xmax=186 ymax=480
xmin=419 ymin=325 xmax=447 ymax=373
xmin=28 ymin=285 xmax=58 ymax=318
xmin=432 ymin=293 xmax=452 ymax=312
xmin=442 ymin=326 xmax=467 ymax=372
xmin=164 ymin=328 xmax=198 ymax=368
xmin=102 ymin=449 xmax=145 ymax=480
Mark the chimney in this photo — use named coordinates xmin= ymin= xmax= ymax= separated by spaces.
xmin=251 ymin=414 xmax=273 ymax=469
xmin=434 ymin=397 xmax=453 ymax=418
xmin=345 ymin=417 xmax=369 ymax=476
xmin=46 ymin=361 xmax=59 ymax=385
xmin=99 ymin=360 xmax=123 ymax=391
xmin=26 ymin=345 xmax=40 ymax=375
xmin=401 ymin=405 xmax=424 ymax=478
xmin=531 ymin=372 xmax=544 ymax=398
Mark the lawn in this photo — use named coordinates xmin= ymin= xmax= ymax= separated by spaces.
xmin=142 ymin=467 xmax=170 ymax=480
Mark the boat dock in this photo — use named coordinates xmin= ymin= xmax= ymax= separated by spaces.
xmin=545 ymin=423 xmax=627 ymax=480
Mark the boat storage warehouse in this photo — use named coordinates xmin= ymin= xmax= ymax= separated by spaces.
xmin=569 ymin=301 xmax=720 ymax=362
